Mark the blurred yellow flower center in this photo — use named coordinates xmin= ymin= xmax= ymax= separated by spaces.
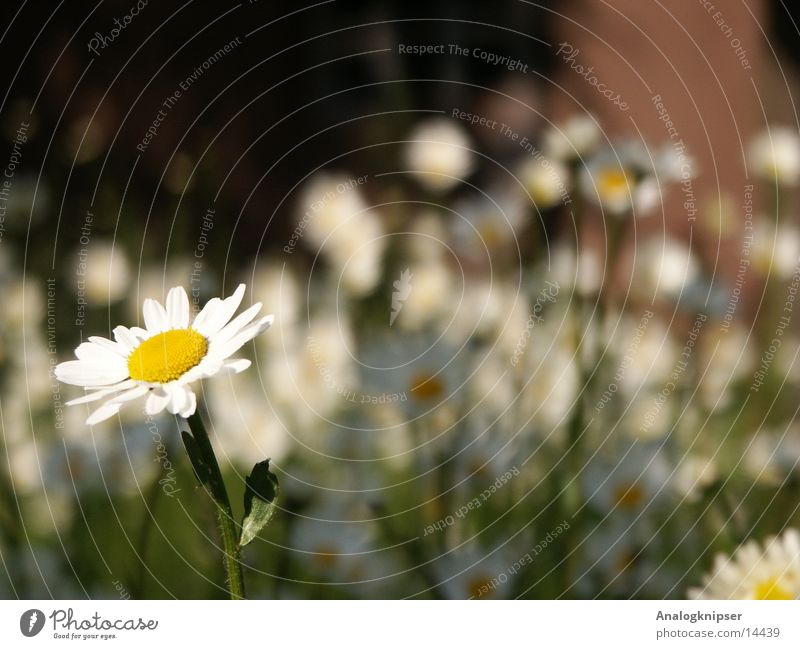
xmin=311 ymin=544 xmax=338 ymax=570
xmin=468 ymin=576 xmax=493 ymax=599
xmin=598 ymin=168 xmax=631 ymax=197
xmin=613 ymin=482 xmax=644 ymax=510
xmin=753 ymin=577 xmax=792 ymax=600
xmin=409 ymin=372 xmax=445 ymax=401
xmin=477 ymin=220 xmax=503 ymax=249
xmin=127 ymin=329 xmax=208 ymax=383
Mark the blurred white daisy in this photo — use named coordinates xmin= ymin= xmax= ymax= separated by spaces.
xmin=518 ymin=156 xmax=571 ymax=209
xmin=634 ymin=237 xmax=700 ymax=299
xmin=290 ymin=502 xmax=384 ymax=593
xmin=359 ymin=335 xmax=463 ymax=417
xmin=672 ymin=455 xmax=718 ymax=503
xmin=81 ymin=240 xmax=131 ymax=304
xmin=582 ymin=442 xmax=672 ymax=515
xmin=404 ymin=118 xmax=475 ymax=191
xmin=748 ymin=127 xmax=800 ymax=185
xmin=55 ymin=284 xmax=273 ymax=424
xmin=450 ymin=187 xmax=526 ymax=264
xmin=543 ymin=115 xmax=601 ymax=162
xmin=751 ymin=219 xmax=800 ymax=279
xmin=742 ymin=430 xmax=800 ymax=488
xmin=435 ymin=545 xmax=513 ymax=600
xmin=581 ymin=141 xmax=671 ymax=217
xmin=299 ymin=173 xmax=386 ymax=297
xmin=689 ymin=529 xmax=800 ymax=599
xmin=392 ymin=258 xmax=455 ymax=331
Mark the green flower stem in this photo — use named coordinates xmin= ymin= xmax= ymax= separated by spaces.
xmin=186 ymin=411 xmax=246 ymax=600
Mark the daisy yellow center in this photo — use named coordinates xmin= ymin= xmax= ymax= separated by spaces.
xmin=409 ymin=371 xmax=445 ymax=402
xmin=613 ymin=482 xmax=645 ymax=510
xmin=311 ymin=544 xmax=339 ymax=570
xmin=468 ymin=575 xmax=494 ymax=599
xmin=477 ymin=220 xmax=504 ymax=248
xmin=598 ymin=168 xmax=631 ymax=198
xmin=127 ymin=329 xmax=208 ymax=383
xmin=753 ymin=577 xmax=793 ymax=600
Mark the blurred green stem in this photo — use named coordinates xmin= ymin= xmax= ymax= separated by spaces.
xmin=186 ymin=412 xmax=246 ymax=600
xmin=130 ymin=459 xmax=165 ymax=598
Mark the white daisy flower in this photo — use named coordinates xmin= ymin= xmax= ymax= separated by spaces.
xmin=518 ymin=156 xmax=571 ymax=209
xmin=404 ymin=118 xmax=475 ymax=191
xmin=80 ymin=239 xmax=131 ymax=304
xmin=751 ymin=219 xmax=800 ymax=279
xmin=580 ymin=141 xmax=674 ymax=217
xmin=55 ymin=284 xmax=273 ymax=425
xmin=634 ymin=237 xmax=701 ymax=299
xmin=543 ymin=115 xmax=602 ymax=162
xmin=748 ymin=127 xmax=800 ymax=185
xmin=435 ymin=545 xmax=513 ymax=600
xmin=689 ymin=529 xmax=800 ymax=599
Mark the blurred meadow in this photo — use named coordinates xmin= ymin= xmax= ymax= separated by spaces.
xmin=3 ymin=0 xmax=800 ymax=599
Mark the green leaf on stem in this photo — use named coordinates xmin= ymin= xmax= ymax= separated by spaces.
xmin=181 ymin=430 xmax=214 ymax=487
xmin=240 ymin=459 xmax=279 ymax=546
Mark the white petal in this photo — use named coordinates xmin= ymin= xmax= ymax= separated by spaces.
xmin=143 ymin=298 xmax=169 ymax=333
xmin=88 ymin=335 xmax=128 ymax=356
xmin=208 ymin=302 xmax=262 ymax=348
xmin=110 ymin=385 xmax=150 ymax=404
xmin=75 ymin=342 xmax=128 ymax=364
xmin=66 ymin=383 xmax=131 ymax=406
xmin=65 ymin=380 xmax=136 ymax=406
xmin=190 ymin=297 xmax=222 ymax=335
xmin=86 ymin=401 xmax=123 ymax=426
xmin=129 ymin=326 xmax=151 ymax=340
xmin=165 ymin=384 xmax=189 ymax=415
xmin=225 ymin=358 xmax=252 ymax=373
xmin=221 ymin=358 xmax=251 ymax=374
xmin=114 ymin=325 xmax=142 ymax=350
xmin=178 ymin=388 xmax=197 ymax=418
xmin=208 ymin=314 xmax=274 ymax=360
xmin=166 ymin=286 xmax=190 ymax=329
xmin=180 ymin=358 xmax=224 ymax=383
xmin=192 ymin=284 xmax=245 ymax=337
xmin=145 ymin=390 xmax=170 ymax=415
xmin=55 ymin=360 xmax=129 ymax=387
